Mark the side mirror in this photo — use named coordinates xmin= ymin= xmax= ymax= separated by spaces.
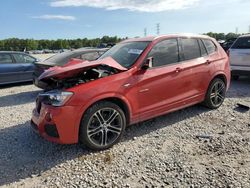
xmin=141 ymin=57 xmax=153 ymax=70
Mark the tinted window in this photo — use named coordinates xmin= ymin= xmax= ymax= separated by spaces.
xmin=13 ymin=54 xmax=36 ymax=63
xmin=148 ymin=39 xmax=179 ymax=67
xmin=198 ymin=39 xmax=208 ymax=56
xmin=231 ymin=37 xmax=250 ymax=49
xmin=202 ymin=39 xmax=217 ymax=54
xmin=99 ymin=42 xmax=150 ymax=68
xmin=0 ymin=54 xmax=13 ymax=64
xmin=181 ymin=38 xmax=200 ymax=60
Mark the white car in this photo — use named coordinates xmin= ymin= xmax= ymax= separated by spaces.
xmin=229 ymin=34 xmax=250 ymax=80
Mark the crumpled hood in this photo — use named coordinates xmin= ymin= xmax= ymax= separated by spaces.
xmin=39 ymin=57 xmax=127 ymax=81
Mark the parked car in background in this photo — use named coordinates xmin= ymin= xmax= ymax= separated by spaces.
xmin=221 ymin=38 xmax=237 ymax=51
xmin=31 ymin=34 xmax=230 ymax=150
xmin=229 ymin=34 xmax=250 ymax=80
xmin=0 ymin=51 xmax=38 ymax=85
xmin=33 ymin=48 xmax=108 ymax=89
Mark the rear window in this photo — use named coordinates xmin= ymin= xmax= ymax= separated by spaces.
xmin=202 ymin=39 xmax=217 ymax=54
xmin=231 ymin=37 xmax=250 ymax=49
xmin=181 ymin=38 xmax=200 ymax=60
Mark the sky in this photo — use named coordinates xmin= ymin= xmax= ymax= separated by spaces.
xmin=0 ymin=0 xmax=250 ymax=39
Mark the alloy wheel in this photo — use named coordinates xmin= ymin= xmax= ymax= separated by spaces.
xmin=210 ymin=81 xmax=225 ymax=107
xmin=87 ymin=108 xmax=123 ymax=147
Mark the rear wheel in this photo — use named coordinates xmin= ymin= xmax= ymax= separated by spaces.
xmin=79 ymin=101 xmax=126 ymax=150
xmin=204 ymin=78 xmax=226 ymax=109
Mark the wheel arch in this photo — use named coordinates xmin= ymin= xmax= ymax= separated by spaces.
xmin=208 ymin=72 xmax=228 ymax=90
xmin=89 ymin=97 xmax=131 ymax=125
xmin=76 ymin=94 xmax=132 ymax=141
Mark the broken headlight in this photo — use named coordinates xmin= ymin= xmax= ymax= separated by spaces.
xmin=39 ymin=91 xmax=73 ymax=107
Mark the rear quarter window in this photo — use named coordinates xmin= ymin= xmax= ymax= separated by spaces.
xmin=231 ymin=37 xmax=250 ymax=49
xmin=202 ymin=39 xmax=217 ymax=54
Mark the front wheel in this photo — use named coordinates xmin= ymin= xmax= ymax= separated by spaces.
xmin=204 ymin=78 xmax=226 ymax=109
xmin=79 ymin=101 xmax=126 ymax=150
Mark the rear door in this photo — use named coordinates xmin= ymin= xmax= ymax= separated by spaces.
xmin=0 ymin=53 xmax=23 ymax=84
xmin=230 ymin=36 xmax=250 ymax=67
xmin=12 ymin=53 xmax=36 ymax=81
xmin=178 ymin=38 xmax=213 ymax=98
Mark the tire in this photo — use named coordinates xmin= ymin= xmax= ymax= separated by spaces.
xmin=79 ymin=101 xmax=126 ymax=150
xmin=232 ymin=75 xmax=239 ymax=81
xmin=204 ymin=78 xmax=226 ymax=109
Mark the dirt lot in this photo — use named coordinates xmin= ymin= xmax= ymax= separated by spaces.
xmin=0 ymin=79 xmax=249 ymax=188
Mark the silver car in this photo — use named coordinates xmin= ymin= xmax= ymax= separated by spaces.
xmin=229 ymin=34 xmax=250 ymax=80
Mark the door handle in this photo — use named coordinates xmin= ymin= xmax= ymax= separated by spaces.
xmin=205 ymin=60 xmax=211 ymax=65
xmin=175 ymin=67 xmax=182 ymax=73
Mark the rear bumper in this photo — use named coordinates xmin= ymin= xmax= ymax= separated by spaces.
xmin=31 ymin=104 xmax=82 ymax=144
xmin=231 ymin=65 xmax=250 ymax=76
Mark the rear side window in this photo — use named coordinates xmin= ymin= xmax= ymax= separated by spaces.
xmin=0 ymin=54 xmax=13 ymax=64
xmin=231 ymin=37 xmax=250 ymax=49
xmin=181 ymin=38 xmax=200 ymax=60
xmin=148 ymin=39 xmax=179 ymax=67
xmin=202 ymin=39 xmax=217 ymax=54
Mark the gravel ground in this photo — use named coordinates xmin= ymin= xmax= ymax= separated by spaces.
xmin=0 ymin=79 xmax=249 ymax=188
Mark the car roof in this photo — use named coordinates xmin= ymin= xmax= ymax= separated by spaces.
xmin=238 ymin=34 xmax=250 ymax=38
xmin=121 ymin=34 xmax=212 ymax=43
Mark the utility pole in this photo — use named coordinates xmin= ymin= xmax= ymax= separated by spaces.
xmin=235 ymin=27 xmax=239 ymax=34
xmin=144 ymin=28 xmax=147 ymax=37
xmin=156 ymin=23 xmax=160 ymax=35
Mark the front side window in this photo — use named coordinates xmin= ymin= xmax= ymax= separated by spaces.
xmin=148 ymin=39 xmax=179 ymax=67
xmin=181 ymin=38 xmax=201 ymax=60
xmin=202 ymin=39 xmax=217 ymax=54
xmin=0 ymin=54 xmax=13 ymax=64
xmin=231 ymin=37 xmax=250 ymax=49
xmin=99 ymin=42 xmax=150 ymax=68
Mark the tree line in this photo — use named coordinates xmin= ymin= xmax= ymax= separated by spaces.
xmin=0 ymin=36 xmax=122 ymax=51
xmin=204 ymin=32 xmax=241 ymax=40
xmin=0 ymin=32 xmax=246 ymax=52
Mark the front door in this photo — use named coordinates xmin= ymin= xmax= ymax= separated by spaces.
xmin=135 ymin=38 xmax=186 ymax=120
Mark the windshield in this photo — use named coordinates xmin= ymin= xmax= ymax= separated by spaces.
xmin=231 ymin=37 xmax=250 ymax=49
xmin=98 ymin=41 xmax=150 ymax=68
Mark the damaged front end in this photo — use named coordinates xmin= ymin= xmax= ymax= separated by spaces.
xmin=38 ymin=57 xmax=127 ymax=91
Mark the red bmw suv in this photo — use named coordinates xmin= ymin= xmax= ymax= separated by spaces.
xmin=31 ymin=34 xmax=230 ymax=150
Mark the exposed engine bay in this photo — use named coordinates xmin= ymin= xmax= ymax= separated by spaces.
xmin=43 ymin=65 xmax=118 ymax=91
